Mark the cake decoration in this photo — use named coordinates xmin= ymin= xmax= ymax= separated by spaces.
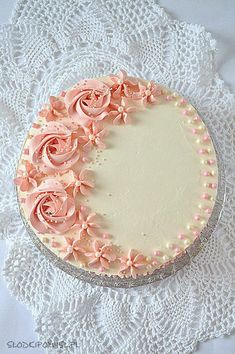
xmin=28 ymin=121 xmax=80 ymax=173
xmin=78 ymin=123 xmax=108 ymax=150
xmin=109 ymin=70 xmax=140 ymax=99
xmin=39 ymin=95 xmax=66 ymax=122
xmin=25 ymin=179 xmax=77 ymax=234
xmin=64 ymin=79 xmax=111 ymax=125
xmin=15 ymin=70 xmax=219 ymax=280
xmin=65 ymin=169 xmax=94 ymax=196
xmin=85 ymin=240 xmax=117 ymax=270
xmin=62 ymin=237 xmax=85 ymax=262
xmin=119 ymin=249 xmax=146 ymax=278
xmin=109 ymin=98 xmax=136 ymax=125
xmin=75 ymin=207 xmax=101 ymax=239
xmin=14 ymin=161 xmax=43 ymax=192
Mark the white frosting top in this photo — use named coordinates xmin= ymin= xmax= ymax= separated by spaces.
xmin=86 ymin=103 xmax=209 ymax=254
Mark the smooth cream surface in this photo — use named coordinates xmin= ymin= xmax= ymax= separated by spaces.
xmin=86 ymin=103 xmax=210 ymax=255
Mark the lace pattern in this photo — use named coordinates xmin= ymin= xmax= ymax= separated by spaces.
xmin=0 ymin=0 xmax=234 ymax=353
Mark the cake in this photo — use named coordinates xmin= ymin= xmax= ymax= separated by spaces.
xmin=15 ymin=70 xmax=219 ymax=280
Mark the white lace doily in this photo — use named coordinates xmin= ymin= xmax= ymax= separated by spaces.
xmin=0 ymin=1 xmax=235 ymax=353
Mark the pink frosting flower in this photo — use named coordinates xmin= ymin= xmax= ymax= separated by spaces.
xmin=85 ymin=240 xmax=116 ymax=270
xmin=109 ymin=98 xmax=136 ymax=124
xmin=66 ymin=169 xmax=94 ymax=197
xmin=39 ymin=96 xmax=65 ymax=122
xmin=26 ymin=179 xmax=77 ymax=234
xmin=28 ymin=121 xmax=80 ymax=174
xmin=78 ymin=122 xmax=108 ymax=151
xmin=109 ymin=70 xmax=140 ymax=99
xmin=119 ymin=249 xmax=146 ymax=278
xmin=14 ymin=161 xmax=43 ymax=192
xmin=138 ymin=81 xmax=162 ymax=106
xmin=64 ymin=79 xmax=111 ymax=126
xmin=62 ymin=237 xmax=86 ymax=262
xmin=75 ymin=207 xmax=100 ymax=239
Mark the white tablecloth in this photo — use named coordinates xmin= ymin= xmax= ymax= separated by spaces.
xmin=0 ymin=1 xmax=234 ymax=353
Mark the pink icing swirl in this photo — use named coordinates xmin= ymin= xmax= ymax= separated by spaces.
xmin=26 ymin=179 xmax=77 ymax=234
xmin=28 ymin=121 xmax=80 ymax=173
xmin=64 ymin=79 xmax=111 ymax=126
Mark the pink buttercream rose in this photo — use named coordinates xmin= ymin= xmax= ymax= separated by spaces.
xmin=64 ymin=79 xmax=111 ymax=126
xmin=28 ymin=121 xmax=80 ymax=174
xmin=26 ymin=179 xmax=77 ymax=234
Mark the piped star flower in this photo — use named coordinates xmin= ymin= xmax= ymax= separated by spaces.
xmin=75 ymin=207 xmax=101 ymax=239
xmin=14 ymin=161 xmax=43 ymax=192
xmin=62 ymin=237 xmax=85 ymax=262
xmin=85 ymin=240 xmax=116 ymax=270
xmin=109 ymin=70 xmax=139 ymax=99
xmin=68 ymin=169 xmax=94 ymax=197
xmin=138 ymin=81 xmax=162 ymax=106
xmin=109 ymin=98 xmax=136 ymax=125
xmin=78 ymin=122 xmax=108 ymax=151
xmin=119 ymin=249 xmax=146 ymax=278
xmin=39 ymin=96 xmax=65 ymax=122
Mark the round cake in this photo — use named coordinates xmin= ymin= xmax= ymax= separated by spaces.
xmin=15 ymin=70 xmax=219 ymax=283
